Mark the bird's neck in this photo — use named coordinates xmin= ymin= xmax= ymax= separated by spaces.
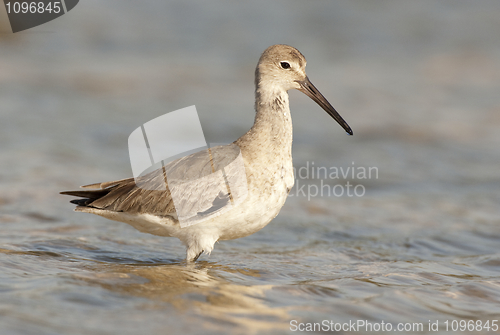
xmin=237 ymin=75 xmax=293 ymax=159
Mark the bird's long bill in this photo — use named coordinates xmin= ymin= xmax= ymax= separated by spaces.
xmin=297 ymin=77 xmax=353 ymax=135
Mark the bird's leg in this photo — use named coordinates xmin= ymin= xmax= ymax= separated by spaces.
xmin=192 ymin=250 xmax=204 ymax=262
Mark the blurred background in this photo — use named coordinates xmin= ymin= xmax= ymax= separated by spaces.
xmin=1 ymin=1 xmax=499 ymax=334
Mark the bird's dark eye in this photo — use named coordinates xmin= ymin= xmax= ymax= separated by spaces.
xmin=280 ymin=61 xmax=291 ymax=69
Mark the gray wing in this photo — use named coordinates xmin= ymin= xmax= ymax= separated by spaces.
xmin=60 ymin=144 xmax=246 ymax=219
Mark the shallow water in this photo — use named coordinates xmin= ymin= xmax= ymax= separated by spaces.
xmin=1 ymin=1 xmax=500 ymax=334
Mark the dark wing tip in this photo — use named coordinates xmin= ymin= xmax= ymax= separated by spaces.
xmin=70 ymin=198 xmax=91 ymax=206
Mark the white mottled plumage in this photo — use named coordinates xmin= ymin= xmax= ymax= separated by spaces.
xmin=61 ymin=45 xmax=352 ymax=261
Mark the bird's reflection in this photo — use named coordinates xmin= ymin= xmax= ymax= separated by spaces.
xmin=73 ymin=261 xmax=290 ymax=331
